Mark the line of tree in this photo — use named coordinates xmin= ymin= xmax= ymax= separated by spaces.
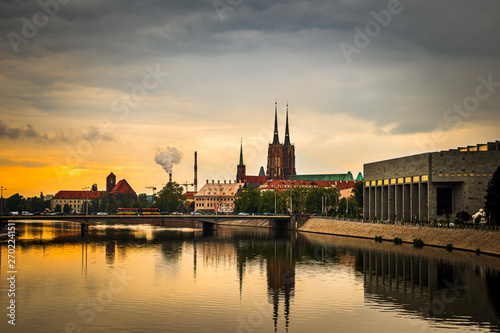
xmin=233 ymin=186 xmax=344 ymax=215
xmin=1 ymin=192 xmax=51 ymax=214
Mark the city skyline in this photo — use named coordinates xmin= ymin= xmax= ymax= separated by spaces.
xmin=1 ymin=1 xmax=500 ymax=197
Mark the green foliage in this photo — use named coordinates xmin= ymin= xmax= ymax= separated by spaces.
xmin=394 ymin=237 xmax=403 ymax=245
xmin=445 ymin=243 xmax=453 ymax=252
xmin=234 ymin=186 xmax=260 ymax=213
xmin=374 ymin=236 xmax=382 ymax=242
xmin=485 ymin=166 xmax=500 ymax=224
xmin=475 ymin=248 xmax=481 ymax=255
xmin=234 ymin=186 xmax=340 ymax=215
xmin=258 ymin=190 xmax=276 ymax=214
xmin=54 ymin=204 xmax=62 ymax=213
xmin=455 ymin=210 xmax=471 ymax=224
xmin=413 ymin=238 xmax=424 ymax=248
xmin=63 ymin=204 xmax=71 ymax=214
xmin=155 ymin=182 xmax=186 ymax=212
xmin=352 ymin=181 xmax=363 ymax=208
xmin=91 ymin=183 xmax=98 ymax=191
xmin=373 ymin=215 xmax=378 ymax=221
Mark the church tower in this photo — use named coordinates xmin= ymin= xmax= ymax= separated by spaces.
xmin=267 ymin=101 xmax=284 ymax=179
xmin=236 ymin=139 xmax=246 ymax=183
xmin=282 ymin=103 xmax=296 ymax=177
xmin=106 ymin=172 xmax=116 ymax=193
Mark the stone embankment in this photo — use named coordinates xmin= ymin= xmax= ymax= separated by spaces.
xmin=298 ymin=218 xmax=500 ymax=256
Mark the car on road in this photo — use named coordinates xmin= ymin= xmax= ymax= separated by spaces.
xmin=190 ymin=212 xmax=202 ymax=215
xmin=238 ymin=212 xmax=249 ymax=216
xmin=97 ymin=212 xmax=108 ymax=215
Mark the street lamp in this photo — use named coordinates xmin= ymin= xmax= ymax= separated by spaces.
xmin=0 ymin=186 xmax=6 ymax=215
xmin=274 ymin=191 xmax=277 ymax=215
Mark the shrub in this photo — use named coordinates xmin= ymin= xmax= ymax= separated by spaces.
xmin=374 ymin=236 xmax=382 ymax=242
xmin=445 ymin=243 xmax=453 ymax=252
xmin=475 ymin=248 xmax=481 ymax=255
xmin=413 ymin=238 xmax=424 ymax=248
xmin=393 ymin=237 xmax=403 ymax=245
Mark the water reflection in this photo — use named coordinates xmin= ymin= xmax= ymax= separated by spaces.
xmin=2 ymin=222 xmax=499 ymax=332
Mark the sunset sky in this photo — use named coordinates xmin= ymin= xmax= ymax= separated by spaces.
xmin=1 ymin=0 xmax=500 ymax=198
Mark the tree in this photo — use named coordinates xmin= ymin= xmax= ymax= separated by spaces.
xmin=258 ymin=191 xmax=276 ymax=214
xmin=485 ymin=166 xmax=500 ymax=224
xmin=155 ymin=182 xmax=185 ymax=212
xmin=234 ymin=186 xmax=260 ymax=213
xmin=54 ymin=204 xmax=62 ymax=213
xmin=91 ymin=183 xmax=98 ymax=191
xmin=63 ymin=204 xmax=71 ymax=214
xmin=6 ymin=193 xmax=25 ymax=212
xmin=352 ymin=181 xmax=363 ymax=209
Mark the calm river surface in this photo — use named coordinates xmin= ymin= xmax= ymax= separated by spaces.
xmin=1 ymin=221 xmax=500 ymax=333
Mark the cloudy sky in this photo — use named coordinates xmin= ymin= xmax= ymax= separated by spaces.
xmin=1 ymin=0 xmax=499 ymax=197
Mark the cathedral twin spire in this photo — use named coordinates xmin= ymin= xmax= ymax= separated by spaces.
xmin=272 ymin=100 xmax=291 ymax=146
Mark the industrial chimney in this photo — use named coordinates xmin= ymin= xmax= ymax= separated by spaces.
xmin=194 ymin=151 xmax=198 ymax=192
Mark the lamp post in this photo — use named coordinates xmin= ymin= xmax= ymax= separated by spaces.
xmin=0 ymin=186 xmax=6 ymax=215
xmin=274 ymin=191 xmax=277 ymax=215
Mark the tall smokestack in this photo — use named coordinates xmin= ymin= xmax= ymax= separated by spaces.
xmin=194 ymin=151 xmax=198 ymax=192
xmin=169 ymin=173 xmax=172 ymax=183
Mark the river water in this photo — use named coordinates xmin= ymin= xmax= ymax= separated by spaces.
xmin=1 ymin=221 xmax=499 ymax=333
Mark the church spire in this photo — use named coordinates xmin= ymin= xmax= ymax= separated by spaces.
xmin=272 ymin=99 xmax=280 ymax=145
xmin=239 ymin=139 xmax=244 ymax=166
xmin=284 ymin=102 xmax=290 ymax=145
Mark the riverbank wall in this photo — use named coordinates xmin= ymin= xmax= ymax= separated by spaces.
xmin=298 ymin=218 xmax=500 ymax=256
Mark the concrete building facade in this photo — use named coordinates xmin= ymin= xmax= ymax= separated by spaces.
xmin=363 ymin=141 xmax=500 ymax=222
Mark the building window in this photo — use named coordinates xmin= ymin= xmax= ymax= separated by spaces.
xmin=383 ymin=179 xmax=389 ymax=185
xmin=482 ymin=173 xmax=487 ymax=177
xmin=377 ymin=180 xmax=382 ymax=186
xmin=413 ymin=176 xmax=420 ymax=182
xmin=444 ymin=173 xmax=449 ymax=177
xmin=463 ymin=173 xmax=468 ymax=177
xmin=457 ymin=173 xmax=462 ymax=177
xmin=405 ymin=177 xmax=411 ymax=183
xmin=470 ymin=172 xmax=475 ymax=177
xmin=438 ymin=173 xmax=443 ymax=177
xmin=421 ymin=175 xmax=428 ymax=181
xmin=450 ymin=173 xmax=455 ymax=177
xmin=397 ymin=178 xmax=404 ymax=184
xmin=390 ymin=178 xmax=396 ymax=185
xmin=479 ymin=145 xmax=487 ymax=151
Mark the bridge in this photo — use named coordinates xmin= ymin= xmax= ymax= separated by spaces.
xmin=0 ymin=214 xmax=298 ymax=233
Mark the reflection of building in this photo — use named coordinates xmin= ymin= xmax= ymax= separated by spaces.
xmin=360 ymin=248 xmax=500 ymax=328
xmin=194 ymin=180 xmax=243 ymax=213
xmin=266 ymin=242 xmax=295 ymax=332
xmin=363 ymin=141 xmax=500 ymax=221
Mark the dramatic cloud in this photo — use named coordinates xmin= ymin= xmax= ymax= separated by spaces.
xmin=0 ymin=0 xmax=499 ymax=196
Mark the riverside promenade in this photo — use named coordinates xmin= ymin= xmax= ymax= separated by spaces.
xmin=298 ymin=217 xmax=500 ymax=256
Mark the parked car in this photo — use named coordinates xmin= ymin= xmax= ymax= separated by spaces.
xmin=191 ymin=212 xmax=202 ymax=215
xmin=10 ymin=212 xmax=19 ymax=216
xmin=238 ymin=212 xmax=249 ymax=216
xmin=171 ymin=212 xmax=183 ymax=215
xmin=97 ymin=212 xmax=108 ymax=215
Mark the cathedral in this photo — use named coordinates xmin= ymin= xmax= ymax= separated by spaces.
xmin=267 ymin=101 xmax=296 ymax=179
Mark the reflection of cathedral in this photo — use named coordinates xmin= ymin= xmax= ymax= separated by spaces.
xmin=266 ymin=242 xmax=295 ymax=332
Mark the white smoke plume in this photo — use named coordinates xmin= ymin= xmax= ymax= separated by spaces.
xmin=154 ymin=146 xmax=182 ymax=174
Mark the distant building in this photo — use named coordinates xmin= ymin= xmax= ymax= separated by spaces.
xmin=109 ymin=179 xmax=137 ymax=201
xmin=106 ymin=172 xmax=116 ymax=193
xmin=236 ymin=140 xmax=267 ymax=186
xmin=258 ymin=179 xmax=357 ymax=192
xmin=51 ymin=190 xmax=103 ymax=213
xmin=363 ymin=141 xmax=500 ymax=222
xmin=286 ymin=172 xmax=358 ymax=182
xmin=267 ymin=101 xmax=296 ymax=179
xmin=194 ymin=180 xmax=243 ymax=213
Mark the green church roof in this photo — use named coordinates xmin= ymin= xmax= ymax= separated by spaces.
xmin=286 ymin=172 xmax=354 ymax=181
